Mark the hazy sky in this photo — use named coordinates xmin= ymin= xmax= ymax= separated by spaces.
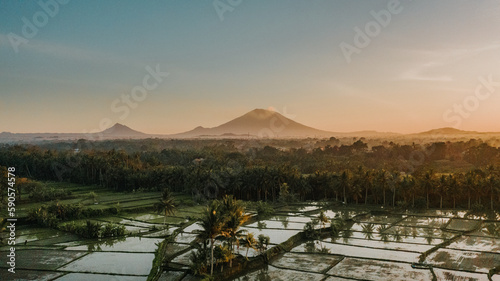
xmin=1 ymin=0 xmax=500 ymax=134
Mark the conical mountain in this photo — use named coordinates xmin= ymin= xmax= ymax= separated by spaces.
xmin=99 ymin=123 xmax=147 ymax=137
xmin=174 ymin=109 xmax=334 ymax=138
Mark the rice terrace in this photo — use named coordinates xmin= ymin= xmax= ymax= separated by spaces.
xmin=2 ymin=0 xmax=500 ymax=280
xmin=1 ymin=130 xmax=500 ymax=280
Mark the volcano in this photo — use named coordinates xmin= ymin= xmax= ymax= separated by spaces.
xmin=99 ymin=123 xmax=147 ymax=137
xmin=172 ymin=109 xmax=334 ymax=138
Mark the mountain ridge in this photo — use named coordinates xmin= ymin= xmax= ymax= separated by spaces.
xmin=2 ymin=109 xmax=500 ymax=142
xmin=414 ymin=127 xmax=482 ymax=135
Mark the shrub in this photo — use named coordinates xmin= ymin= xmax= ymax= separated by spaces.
xmin=304 ymin=218 xmax=320 ymax=239
xmin=27 ymin=202 xmax=125 ymax=227
xmin=61 ymin=221 xmax=125 ymax=238
xmin=255 ymin=201 xmax=274 ymax=218
xmin=27 ymin=182 xmax=71 ymax=201
xmin=101 ymin=223 xmax=125 ymax=237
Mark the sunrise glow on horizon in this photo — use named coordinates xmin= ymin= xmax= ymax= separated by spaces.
xmin=1 ymin=1 xmax=500 ymax=135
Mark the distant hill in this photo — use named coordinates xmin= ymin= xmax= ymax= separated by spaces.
xmin=415 ymin=127 xmax=481 ymax=135
xmin=172 ymin=109 xmax=335 ymax=138
xmin=0 ymin=123 xmax=147 ymax=143
xmin=337 ymin=130 xmax=402 ymax=138
xmin=99 ymin=123 xmax=147 ymax=137
xmin=3 ymin=113 xmax=500 ymax=144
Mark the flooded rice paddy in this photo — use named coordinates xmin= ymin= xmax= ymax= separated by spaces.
xmin=2 ymin=202 xmax=500 ymax=280
xmin=157 ymin=203 xmax=500 ymax=280
xmin=0 ymin=210 xmax=170 ymax=280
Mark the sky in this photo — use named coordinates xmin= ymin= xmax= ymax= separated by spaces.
xmin=1 ymin=0 xmax=500 ymax=134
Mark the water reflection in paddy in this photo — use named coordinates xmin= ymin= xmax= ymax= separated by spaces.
xmin=292 ymin=241 xmax=420 ymax=263
xmin=58 ymin=252 xmax=154 ymax=275
xmin=240 ymin=227 xmax=300 ymax=244
xmin=56 ymin=273 xmax=147 ymax=281
xmin=64 ymin=237 xmax=163 ymax=253
xmin=245 ymin=220 xmax=306 ymax=230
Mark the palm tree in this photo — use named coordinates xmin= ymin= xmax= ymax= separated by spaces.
xmin=421 ymin=170 xmax=435 ymax=209
xmin=337 ymin=170 xmax=350 ymax=205
xmin=452 ymin=173 xmax=465 ymax=209
xmin=363 ymin=170 xmax=373 ymax=205
xmin=240 ymin=232 xmax=257 ymax=259
xmin=198 ymin=200 xmax=226 ymax=275
xmin=213 ymin=244 xmax=231 ymax=273
xmin=464 ymin=171 xmax=477 ymax=209
xmin=257 ymin=234 xmax=270 ymax=254
xmin=376 ymin=170 xmax=388 ymax=206
xmin=330 ymin=218 xmax=344 ymax=237
xmin=154 ymin=188 xmax=176 ymax=226
xmin=220 ymin=195 xmax=249 ymax=268
xmin=318 ymin=211 xmax=329 ymax=235
xmin=486 ymin=166 xmax=499 ymax=210
xmin=390 ymin=171 xmax=400 ymax=207
xmin=437 ymin=175 xmax=448 ymax=209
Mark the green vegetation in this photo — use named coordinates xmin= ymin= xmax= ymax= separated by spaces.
xmin=27 ymin=202 xmax=120 ymax=227
xmin=153 ymin=188 xmax=176 ymax=225
xmin=1 ymin=138 xmax=500 ymax=280
xmin=240 ymin=232 xmax=257 ymax=259
xmin=60 ymin=220 xmax=125 ymax=238
xmin=1 ymin=138 xmax=499 ymax=212
xmin=192 ymin=195 xmax=250 ymax=276
xmin=254 ymin=201 xmax=275 ymax=218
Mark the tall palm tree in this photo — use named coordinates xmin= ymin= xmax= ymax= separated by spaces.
xmin=154 ymin=188 xmax=176 ymax=226
xmin=486 ymin=166 xmax=498 ymax=210
xmin=464 ymin=171 xmax=477 ymax=210
xmin=437 ymin=175 xmax=448 ymax=209
xmin=363 ymin=170 xmax=373 ymax=205
xmin=376 ymin=170 xmax=388 ymax=206
xmin=198 ymin=200 xmax=226 ymax=276
xmin=390 ymin=171 xmax=401 ymax=207
xmin=421 ymin=170 xmax=435 ymax=209
xmin=337 ymin=170 xmax=350 ymax=205
xmin=220 ymin=195 xmax=249 ymax=268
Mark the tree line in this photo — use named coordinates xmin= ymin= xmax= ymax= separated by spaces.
xmin=0 ymin=139 xmax=499 ymax=210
